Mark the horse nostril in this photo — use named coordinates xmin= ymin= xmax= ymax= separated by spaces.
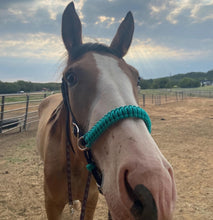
xmin=131 ymin=185 xmax=158 ymax=220
xmin=124 ymin=172 xmax=158 ymax=220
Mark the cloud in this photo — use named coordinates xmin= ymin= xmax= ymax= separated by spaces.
xmin=0 ymin=0 xmax=212 ymax=82
xmin=0 ymin=32 xmax=113 ymax=61
xmin=191 ymin=3 xmax=213 ymax=22
xmin=150 ymin=3 xmax=166 ymax=13
xmin=0 ymin=9 xmax=60 ymax=36
xmin=81 ymin=0 xmax=152 ymax=25
xmin=0 ymin=33 xmax=64 ymax=60
xmin=0 ymin=0 xmax=35 ymax=8
xmin=166 ymin=0 xmax=213 ymax=24
xmin=95 ymin=16 xmax=115 ymax=27
xmin=127 ymin=38 xmax=209 ymax=62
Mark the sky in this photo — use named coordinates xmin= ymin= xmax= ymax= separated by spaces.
xmin=0 ymin=0 xmax=213 ymax=82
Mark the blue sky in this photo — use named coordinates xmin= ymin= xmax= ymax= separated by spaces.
xmin=0 ymin=0 xmax=213 ymax=82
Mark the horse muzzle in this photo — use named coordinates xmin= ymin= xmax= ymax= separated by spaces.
xmin=117 ymin=156 xmax=176 ymax=220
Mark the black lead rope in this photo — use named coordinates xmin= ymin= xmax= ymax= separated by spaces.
xmin=84 ymin=150 xmax=103 ymax=189
xmin=61 ymin=79 xmax=103 ymax=188
xmin=61 ymin=79 xmax=76 ymax=153
xmin=65 ymin=136 xmax=74 ymax=213
xmin=61 ymin=79 xmax=103 ymax=219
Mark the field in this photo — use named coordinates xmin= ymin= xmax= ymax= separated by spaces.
xmin=0 ymin=97 xmax=213 ymax=219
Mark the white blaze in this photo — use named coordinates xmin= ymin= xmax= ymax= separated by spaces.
xmin=90 ymin=53 xmax=137 ymax=126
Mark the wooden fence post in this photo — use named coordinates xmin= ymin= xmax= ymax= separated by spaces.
xmin=165 ymin=94 xmax=167 ymax=103
xmin=152 ymin=94 xmax=154 ymax=104
xmin=23 ymin=95 xmax=29 ymax=131
xmin=176 ymin=92 xmax=178 ymax=102
xmin=155 ymin=95 xmax=161 ymax=105
xmin=143 ymin=94 xmax=145 ymax=107
xmin=155 ymin=96 xmax=157 ymax=105
xmin=0 ymin=96 xmax=5 ymax=133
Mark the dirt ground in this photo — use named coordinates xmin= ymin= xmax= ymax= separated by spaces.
xmin=0 ymin=97 xmax=212 ymax=220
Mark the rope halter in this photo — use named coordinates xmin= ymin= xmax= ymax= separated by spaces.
xmin=76 ymin=105 xmax=152 ymax=171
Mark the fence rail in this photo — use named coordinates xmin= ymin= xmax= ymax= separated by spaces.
xmin=138 ymin=88 xmax=212 ymax=107
xmin=0 ymin=88 xmax=212 ymax=135
xmin=139 ymin=88 xmax=213 ymax=98
xmin=0 ymin=93 xmax=47 ymax=134
xmin=138 ymin=91 xmax=185 ymax=107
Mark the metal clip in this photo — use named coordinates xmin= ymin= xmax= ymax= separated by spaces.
xmin=72 ymin=122 xmax=88 ymax=151
xmin=77 ymin=136 xmax=88 ymax=151
xmin=72 ymin=122 xmax=79 ymax=139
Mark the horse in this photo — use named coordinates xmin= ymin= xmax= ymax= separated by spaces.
xmin=36 ymin=2 xmax=176 ymax=220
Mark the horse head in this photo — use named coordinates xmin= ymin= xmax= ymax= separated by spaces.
xmin=61 ymin=2 xmax=176 ymax=219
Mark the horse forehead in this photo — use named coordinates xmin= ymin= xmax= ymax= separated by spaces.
xmin=92 ymin=53 xmax=131 ymax=81
xmin=70 ymin=52 xmax=129 ymax=82
xmin=68 ymin=52 xmax=97 ymax=72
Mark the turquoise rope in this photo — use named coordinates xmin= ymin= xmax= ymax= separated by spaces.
xmin=84 ymin=105 xmax=151 ymax=149
xmin=86 ymin=163 xmax=96 ymax=172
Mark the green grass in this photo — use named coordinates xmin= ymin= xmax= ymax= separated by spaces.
xmin=5 ymin=96 xmax=27 ymax=103
xmin=139 ymin=86 xmax=213 ymax=97
xmin=2 ymin=91 xmax=61 ymax=103
xmin=183 ymin=85 xmax=213 ymax=91
xmin=2 ymin=92 xmax=52 ymax=104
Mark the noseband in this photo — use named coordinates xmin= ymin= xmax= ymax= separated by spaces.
xmin=61 ymin=77 xmax=152 ymax=218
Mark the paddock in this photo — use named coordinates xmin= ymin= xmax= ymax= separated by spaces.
xmin=0 ymin=97 xmax=212 ymax=219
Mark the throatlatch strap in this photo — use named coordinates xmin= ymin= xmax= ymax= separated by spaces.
xmin=83 ymin=105 xmax=151 ymax=148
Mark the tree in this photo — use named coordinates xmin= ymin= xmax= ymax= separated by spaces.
xmin=178 ymin=77 xmax=200 ymax=88
xmin=152 ymin=78 xmax=171 ymax=89
xmin=138 ymin=79 xmax=153 ymax=89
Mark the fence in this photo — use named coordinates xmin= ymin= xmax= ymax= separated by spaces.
xmin=138 ymin=91 xmax=185 ymax=107
xmin=180 ymin=89 xmax=212 ymax=98
xmin=138 ymin=88 xmax=212 ymax=107
xmin=0 ymin=93 xmax=47 ymax=134
xmin=0 ymin=88 xmax=212 ymax=134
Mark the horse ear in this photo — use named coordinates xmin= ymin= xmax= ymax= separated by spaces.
xmin=62 ymin=2 xmax=82 ymax=52
xmin=110 ymin=11 xmax=134 ymax=58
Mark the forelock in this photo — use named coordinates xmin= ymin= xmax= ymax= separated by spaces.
xmin=69 ymin=43 xmax=122 ymax=60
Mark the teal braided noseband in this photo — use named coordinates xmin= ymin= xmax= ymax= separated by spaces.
xmin=83 ymin=105 xmax=151 ymax=149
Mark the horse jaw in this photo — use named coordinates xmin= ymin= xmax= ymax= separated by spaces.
xmin=89 ymin=53 xmax=177 ymax=220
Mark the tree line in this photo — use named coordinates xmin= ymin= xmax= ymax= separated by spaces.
xmin=0 ymin=70 xmax=212 ymax=94
xmin=0 ymin=80 xmax=61 ymax=94
xmin=138 ymin=70 xmax=213 ymax=89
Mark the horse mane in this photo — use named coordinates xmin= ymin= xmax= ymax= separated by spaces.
xmin=69 ymin=43 xmax=122 ymax=60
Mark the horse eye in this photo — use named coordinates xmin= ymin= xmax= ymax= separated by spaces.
xmin=137 ymin=76 xmax=141 ymax=86
xmin=66 ymin=71 xmax=78 ymax=86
